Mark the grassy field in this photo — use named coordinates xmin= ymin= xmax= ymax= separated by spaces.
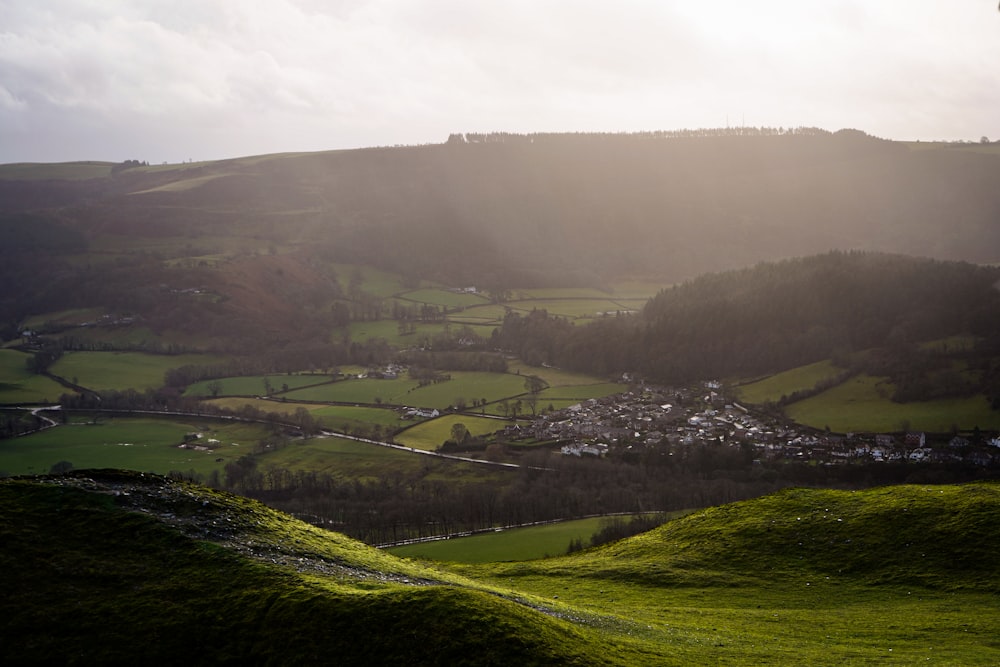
xmin=311 ymin=405 xmax=407 ymax=431
xmin=254 ymin=435 xmax=504 ymax=484
xmin=3 ymin=474 xmax=998 ymax=664
xmin=330 ymin=262 xmax=414 ymax=298
xmin=388 ymin=514 xmax=694 ymax=562
xmin=394 ymin=415 xmax=505 ymax=451
xmin=736 ymin=359 xmax=845 ymax=404
xmin=50 ymin=351 xmax=227 ymax=392
xmin=283 ymin=371 xmax=530 ymax=410
xmin=396 ymin=288 xmax=491 ymax=309
xmin=184 ymin=373 xmax=334 ymax=397
xmin=784 ymin=374 xmax=1000 ymax=432
xmin=0 ymin=349 xmax=71 ymax=403
xmin=506 ymin=361 xmax=621 ymax=387
xmin=455 ymin=483 xmax=1000 ymax=665
xmin=345 ymin=319 xmax=492 ymax=346
xmin=0 ymin=417 xmax=266 ymax=477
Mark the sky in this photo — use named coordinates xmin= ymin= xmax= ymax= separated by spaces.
xmin=2 ymin=0 xmax=999 ymax=164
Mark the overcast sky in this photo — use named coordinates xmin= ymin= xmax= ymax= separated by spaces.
xmin=2 ymin=1 xmax=999 ymax=164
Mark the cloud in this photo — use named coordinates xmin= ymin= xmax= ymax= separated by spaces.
xmin=1 ymin=0 xmax=999 ymax=162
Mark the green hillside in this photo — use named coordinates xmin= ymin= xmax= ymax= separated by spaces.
xmin=2 ymin=472 xmax=998 ymax=665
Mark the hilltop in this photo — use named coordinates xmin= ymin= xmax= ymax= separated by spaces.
xmin=2 ymin=471 xmax=998 ymax=665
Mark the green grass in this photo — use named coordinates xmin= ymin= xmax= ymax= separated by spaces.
xmin=395 ymin=415 xmax=504 ymax=451
xmin=184 ymin=373 xmax=334 ymax=397
xmin=2 ymin=473 xmax=998 ymax=664
xmin=735 ymin=359 xmax=845 ymax=404
xmin=0 ymin=417 xmax=266 ymax=477
xmin=390 ymin=517 xmax=612 ymax=562
xmin=330 ymin=262 xmax=412 ymax=298
xmin=311 ymin=404 xmax=406 ymax=431
xmin=396 ymin=288 xmax=491 ymax=308
xmin=284 ymin=371 xmax=530 ymax=410
xmin=388 ymin=515 xmax=683 ymax=563
xmin=507 ymin=299 xmax=636 ymax=319
xmin=253 ymin=436 xmax=504 ymax=484
xmin=457 ymin=482 xmax=1000 ymax=665
xmin=346 ymin=319 xmax=465 ymax=346
xmin=506 ymin=361 xmax=619 ymax=387
xmin=0 ymin=349 xmax=70 ymax=403
xmin=784 ymin=374 xmax=1000 ymax=432
xmin=50 ymin=351 xmax=227 ymax=392
xmin=534 ymin=383 xmax=626 ymax=401
xmin=0 ymin=471 xmax=606 ymax=665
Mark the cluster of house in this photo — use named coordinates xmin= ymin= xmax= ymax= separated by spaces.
xmin=509 ymin=383 xmax=1000 ymax=467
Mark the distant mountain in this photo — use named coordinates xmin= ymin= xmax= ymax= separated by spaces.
xmin=4 ymin=129 xmax=1000 ymax=287
xmin=3 ymin=129 xmax=1000 ymax=351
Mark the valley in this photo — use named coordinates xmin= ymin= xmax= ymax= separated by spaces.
xmin=2 ymin=130 xmax=1000 ymax=663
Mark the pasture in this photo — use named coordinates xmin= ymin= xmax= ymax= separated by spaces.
xmin=283 ymin=371 xmax=529 ymax=410
xmin=395 ymin=288 xmax=490 ymax=309
xmin=388 ymin=516 xmax=612 ymax=562
xmin=735 ymin=359 xmax=845 ymax=404
xmin=784 ymin=374 xmax=1000 ymax=432
xmin=0 ymin=349 xmax=69 ymax=404
xmin=394 ymin=415 xmax=504 ymax=451
xmin=185 ymin=373 xmax=334 ymax=397
xmin=345 ymin=319 xmax=491 ymax=347
xmin=0 ymin=417 xmax=266 ymax=477
xmin=50 ymin=351 xmax=227 ymax=392
xmin=330 ymin=262 xmax=412 ymax=298
xmin=254 ymin=435 xmax=502 ymax=483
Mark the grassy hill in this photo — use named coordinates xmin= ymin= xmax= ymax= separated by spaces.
xmin=2 ymin=471 xmax=998 ymax=665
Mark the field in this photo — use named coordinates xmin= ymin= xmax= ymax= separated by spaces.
xmin=395 ymin=288 xmax=491 ymax=309
xmin=184 ymin=373 xmax=334 ymax=397
xmin=50 ymin=351 xmax=227 ymax=392
xmin=253 ymin=435 xmax=504 ymax=483
xmin=784 ymin=374 xmax=1000 ymax=432
xmin=330 ymin=262 xmax=413 ymax=298
xmin=0 ymin=349 xmax=69 ymax=403
xmin=735 ymin=359 xmax=845 ymax=404
xmin=283 ymin=371 xmax=529 ymax=409
xmin=345 ymin=319 xmax=492 ymax=346
xmin=394 ymin=415 xmax=505 ymax=451
xmin=388 ymin=513 xmax=694 ymax=562
xmin=0 ymin=417 xmax=267 ymax=477
xmin=311 ymin=404 xmax=407 ymax=431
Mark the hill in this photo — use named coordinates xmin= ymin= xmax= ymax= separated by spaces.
xmin=2 ymin=471 xmax=998 ymax=664
xmin=3 ymin=129 xmax=1000 ymax=348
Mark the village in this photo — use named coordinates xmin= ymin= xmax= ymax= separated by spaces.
xmin=504 ymin=381 xmax=1000 ymax=468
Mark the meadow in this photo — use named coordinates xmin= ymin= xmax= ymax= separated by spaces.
xmin=283 ymin=371 xmax=529 ymax=409
xmin=389 ymin=516 xmax=614 ymax=561
xmin=0 ymin=417 xmax=267 ymax=477
xmin=394 ymin=415 xmax=505 ymax=451
xmin=253 ymin=435 xmax=503 ymax=484
xmin=784 ymin=374 xmax=1000 ymax=432
xmin=735 ymin=359 xmax=845 ymax=404
xmin=50 ymin=351 xmax=227 ymax=392
xmin=184 ymin=373 xmax=334 ymax=397
xmin=0 ymin=349 xmax=69 ymax=403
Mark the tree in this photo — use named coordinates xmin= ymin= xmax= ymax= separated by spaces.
xmin=263 ymin=377 xmax=273 ymax=396
xmin=450 ymin=422 xmax=469 ymax=446
xmin=207 ymin=380 xmax=223 ymax=398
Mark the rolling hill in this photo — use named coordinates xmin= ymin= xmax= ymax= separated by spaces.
xmin=2 ymin=470 xmax=998 ymax=665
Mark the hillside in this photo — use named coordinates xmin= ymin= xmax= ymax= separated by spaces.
xmin=3 ymin=130 xmax=1000 ymax=346
xmin=2 ymin=471 xmax=998 ymax=665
